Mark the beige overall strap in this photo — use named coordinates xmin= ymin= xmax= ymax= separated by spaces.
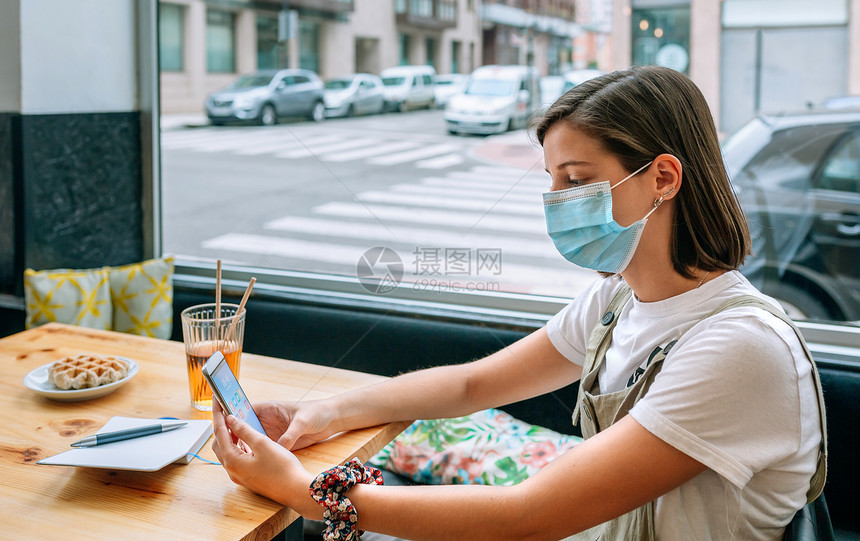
xmin=703 ymin=295 xmax=828 ymax=503
xmin=571 ymin=284 xmax=632 ymax=427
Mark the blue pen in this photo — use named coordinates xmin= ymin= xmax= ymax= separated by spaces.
xmin=70 ymin=421 xmax=187 ymax=448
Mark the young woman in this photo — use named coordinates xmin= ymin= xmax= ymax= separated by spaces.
xmin=211 ymin=66 xmax=826 ymax=540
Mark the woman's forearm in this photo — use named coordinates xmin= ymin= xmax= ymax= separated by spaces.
xmin=326 ymin=363 xmax=477 ymax=433
xmin=349 ymin=483 xmax=540 ymax=541
xmin=324 ymin=328 xmax=581 ymax=434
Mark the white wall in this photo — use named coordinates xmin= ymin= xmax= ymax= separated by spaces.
xmin=19 ymin=0 xmax=137 ymax=114
xmin=0 ymin=0 xmax=22 ymax=112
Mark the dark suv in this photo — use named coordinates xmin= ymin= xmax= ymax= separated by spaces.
xmin=723 ymin=110 xmax=860 ymax=322
xmin=205 ymin=69 xmax=325 ymax=126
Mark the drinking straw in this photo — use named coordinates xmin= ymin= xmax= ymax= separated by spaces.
xmin=226 ymin=277 xmax=255 ymax=344
xmin=215 ymin=259 xmax=222 ymax=317
xmin=215 ymin=259 xmax=222 ymax=351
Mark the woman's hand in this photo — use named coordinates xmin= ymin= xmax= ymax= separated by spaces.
xmin=254 ymin=400 xmax=340 ymax=451
xmin=211 ymin=402 xmax=317 ymax=514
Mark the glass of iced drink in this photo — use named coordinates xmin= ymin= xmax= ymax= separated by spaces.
xmin=180 ymin=303 xmax=245 ymax=411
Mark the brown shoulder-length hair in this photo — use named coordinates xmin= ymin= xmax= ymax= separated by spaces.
xmin=535 ymin=65 xmax=751 ymax=278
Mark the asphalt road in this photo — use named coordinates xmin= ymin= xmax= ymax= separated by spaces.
xmin=160 ymin=109 xmax=598 ymax=298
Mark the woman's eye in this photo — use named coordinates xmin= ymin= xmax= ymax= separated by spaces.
xmin=567 ymin=178 xmax=585 ymax=187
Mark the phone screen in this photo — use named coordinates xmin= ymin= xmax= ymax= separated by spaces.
xmin=203 ymin=353 xmax=267 ymax=435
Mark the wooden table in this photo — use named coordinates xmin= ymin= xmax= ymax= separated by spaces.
xmin=0 ymin=323 xmax=410 ymax=540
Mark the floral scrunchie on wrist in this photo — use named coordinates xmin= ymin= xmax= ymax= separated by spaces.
xmin=309 ymin=457 xmax=384 ymax=541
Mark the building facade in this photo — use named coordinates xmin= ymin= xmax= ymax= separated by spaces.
xmin=611 ymin=0 xmax=860 ymax=133
xmin=159 ymin=0 xmax=483 ymax=114
xmin=480 ymin=0 xmax=582 ymax=75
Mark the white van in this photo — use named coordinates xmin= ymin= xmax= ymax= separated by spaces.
xmin=380 ymin=65 xmax=437 ymax=112
xmin=444 ymin=65 xmax=540 ymax=135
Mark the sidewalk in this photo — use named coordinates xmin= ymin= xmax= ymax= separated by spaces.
xmin=160 ymin=113 xmax=209 ymax=131
xmin=470 ymin=129 xmax=545 ymax=172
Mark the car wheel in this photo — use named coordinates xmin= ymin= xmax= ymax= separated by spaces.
xmin=447 ymin=129 xmax=458 ymax=135
xmin=211 ymin=120 xmax=224 ymax=127
xmin=505 ymin=119 xmax=514 ymax=132
xmin=310 ymin=101 xmax=325 ymax=122
xmin=398 ymin=101 xmax=408 ymax=113
xmin=258 ymin=104 xmax=277 ymax=126
xmin=764 ymin=280 xmax=837 ymax=320
xmin=346 ymin=104 xmax=355 ymax=118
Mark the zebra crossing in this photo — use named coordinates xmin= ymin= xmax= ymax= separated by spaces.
xmin=161 ymin=127 xmax=468 ymax=169
xmin=198 ymin=164 xmax=597 ymax=296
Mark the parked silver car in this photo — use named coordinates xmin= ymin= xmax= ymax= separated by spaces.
xmin=323 ymin=74 xmax=386 ymax=118
xmin=724 ymin=109 xmax=860 ymax=321
xmin=433 ymin=74 xmax=467 ymax=109
xmin=561 ymin=69 xmax=607 ymax=93
xmin=205 ymin=69 xmax=325 ymax=126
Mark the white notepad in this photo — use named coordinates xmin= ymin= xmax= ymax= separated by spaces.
xmin=37 ymin=416 xmax=214 ymax=472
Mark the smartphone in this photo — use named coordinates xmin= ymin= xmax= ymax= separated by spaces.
xmin=201 ymin=352 xmax=267 ymax=435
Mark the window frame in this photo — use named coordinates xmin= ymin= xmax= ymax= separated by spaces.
xmin=139 ymin=2 xmax=860 ymax=356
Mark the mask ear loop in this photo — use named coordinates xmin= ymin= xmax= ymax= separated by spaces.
xmin=610 ymin=161 xmax=653 ymax=190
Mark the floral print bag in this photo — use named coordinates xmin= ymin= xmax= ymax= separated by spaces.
xmin=369 ymin=408 xmax=582 ymax=486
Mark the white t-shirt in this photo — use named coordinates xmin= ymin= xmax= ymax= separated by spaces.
xmin=546 ymin=271 xmax=821 ymax=541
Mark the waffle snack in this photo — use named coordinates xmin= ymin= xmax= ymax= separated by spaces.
xmin=49 ymin=354 xmax=129 ymax=390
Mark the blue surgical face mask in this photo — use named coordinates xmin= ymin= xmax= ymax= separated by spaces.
xmin=543 ymin=161 xmax=657 ymax=273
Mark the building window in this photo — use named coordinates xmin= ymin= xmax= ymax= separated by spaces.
xmin=399 ymin=33 xmax=411 ymax=65
xmin=631 ymin=6 xmax=690 ymax=74
xmin=158 ymin=3 xmax=184 ymax=72
xmin=299 ymin=20 xmax=320 ymax=73
xmin=426 ymin=37 xmax=436 ymax=69
xmin=451 ymin=40 xmax=461 ymax=73
xmin=206 ymin=9 xmax=236 ymax=73
xmin=411 ymin=0 xmax=432 ymax=17
xmin=437 ymin=0 xmax=456 ymax=22
xmin=256 ymin=15 xmax=280 ymax=70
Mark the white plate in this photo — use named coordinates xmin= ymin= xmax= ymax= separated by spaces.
xmin=23 ymin=357 xmax=140 ymax=402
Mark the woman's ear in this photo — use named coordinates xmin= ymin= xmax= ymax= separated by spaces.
xmin=653 ymin=154 xmax=682 ymax=199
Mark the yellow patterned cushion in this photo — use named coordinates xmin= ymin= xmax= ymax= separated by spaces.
xmin=109 ymin=257 xmax=174 ymax=339
xmin=24 ymin=267 xmax=112 ymax=330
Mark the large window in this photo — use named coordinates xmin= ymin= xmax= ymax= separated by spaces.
xmin=206 ymin=9 xmax=235 ymax=73
xmin=158 ymin=3 xmax=183 ymax=72
xmin=155 ymin=1 xmax=860 ymax=328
